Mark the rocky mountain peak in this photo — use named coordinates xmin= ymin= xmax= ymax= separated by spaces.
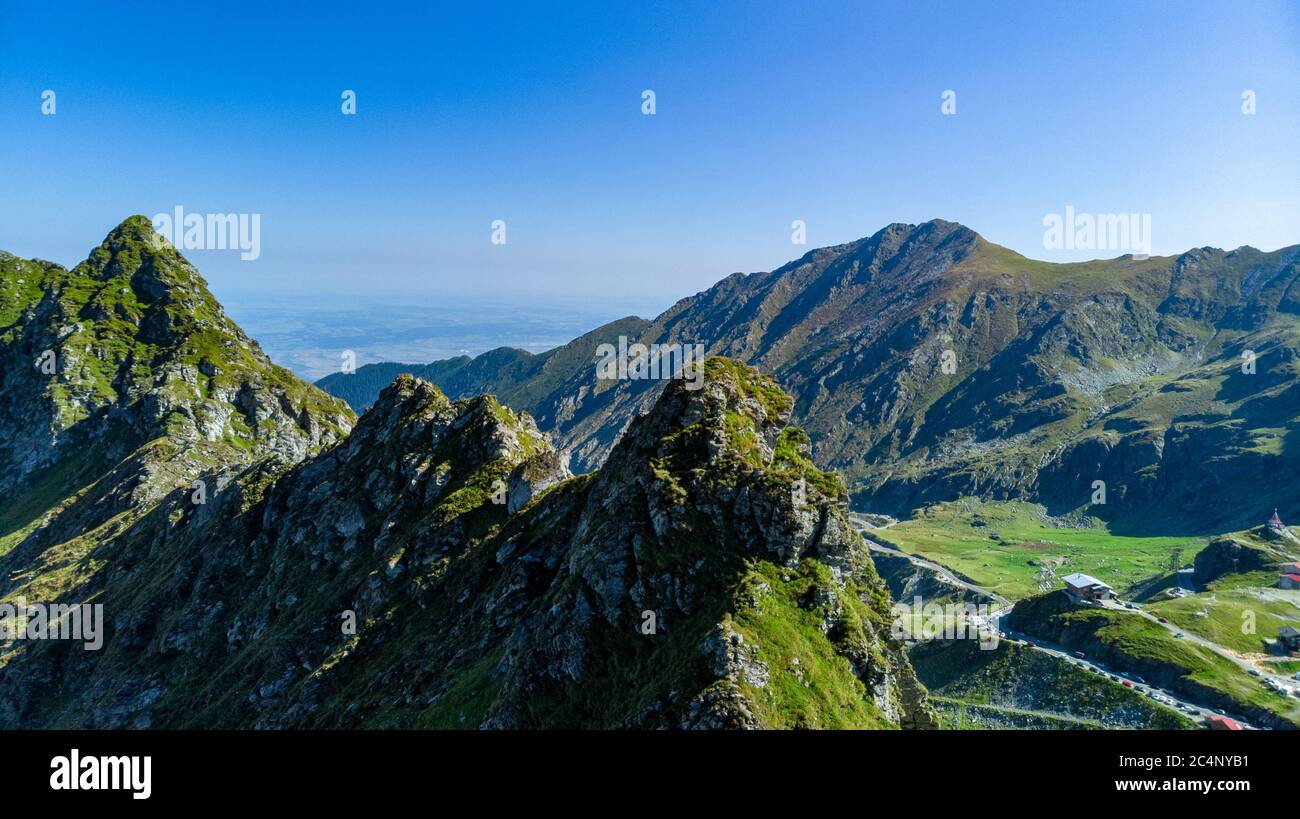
xmin=0 ymin=220 xmax=354 ymax=486
xmin=76 ymin=216 xmax=210 ymax=307
xmin=1 ymin=251 xmax=933 ymax=732
xmin=345 ymin=373 xmax=560 ymax=471
xmin=606 ymin=357 xmax=794 ymax=473
xmin=479 ymin=356 xmax=934 ymax=728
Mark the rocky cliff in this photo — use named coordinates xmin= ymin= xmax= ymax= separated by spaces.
xmin=0 ymin=221 xmax=934 ymax=729
xmin=321 ymin=220 xmax=1300 ymax=533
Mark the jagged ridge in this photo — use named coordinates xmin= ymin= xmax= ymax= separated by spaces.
xmin=0 ymin=220 xmax=935 ymax=729
xmin=318 ymin=220 xmax=1300 ymax=533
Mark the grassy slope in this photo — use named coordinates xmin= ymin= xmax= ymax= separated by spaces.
xmin=1009 ymin=594 xmax=1300 ymax=727
xmin=911 ymin=639 xmax=1195 ymax=730
xmin=729 ymin=560 xmax=895 ymax=729
xmin=884 ymin=499 xmax=1206 ymax=600
xmin=1146 ymin=588 xmax=1300 ymax=654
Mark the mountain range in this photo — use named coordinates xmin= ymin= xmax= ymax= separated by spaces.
xmin=0 ymin=218 xmax=934 ymax=728
xmin=320 ymin=220 xmax=1300 ymax=534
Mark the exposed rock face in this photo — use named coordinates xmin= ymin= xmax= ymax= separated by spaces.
xmin=505 ymin=447 xmax=571 ymax=513
xmin=0 ymin=217 xmax=351 ymax=498
xmin=476 ymin=359 xmax=938 ymax=729
xmin=0 ymin=225 xmax=936 ymax=729
xmin=1192 ymin=538 xmax=1273 ymax=586
xmin=320 ymin=221 xmax=1300 ymax=533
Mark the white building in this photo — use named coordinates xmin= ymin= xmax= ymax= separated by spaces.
xmin=1062 ymin=573 xmax=1114 ymax=602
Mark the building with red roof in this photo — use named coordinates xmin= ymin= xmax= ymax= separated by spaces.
xmin=1207 ymin=715 xmax=1243 ymax=731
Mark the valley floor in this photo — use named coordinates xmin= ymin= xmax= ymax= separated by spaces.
xmin=856 ymin=500 xmax=1300 ymax=730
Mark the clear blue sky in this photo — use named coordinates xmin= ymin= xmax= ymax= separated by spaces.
xmin=2 ymin=0 xmax=1298 ymax=317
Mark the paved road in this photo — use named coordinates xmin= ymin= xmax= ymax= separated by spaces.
xmin=850 ymin=518 xmax=1010 ymax=608
xmin=1125 ymin=600 xmax=1298 ymax=691
xmin=849 ymin=515 xmax=1263 ymax=728
xmin=997 ymin=616 xmax=1235 ymax=726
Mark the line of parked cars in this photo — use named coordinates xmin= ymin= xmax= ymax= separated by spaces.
xmin=1261 ymin=674 xmax=1300 ymax=698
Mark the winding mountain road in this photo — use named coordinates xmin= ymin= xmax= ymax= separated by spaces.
xmin=848 ymin=514 xmax=1269 ymax=729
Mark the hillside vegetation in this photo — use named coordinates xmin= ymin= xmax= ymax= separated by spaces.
xmin=318 ymin=220 xmax=1300 ymax=535
xmin=0 ymin=226 xmax=937 ymax=730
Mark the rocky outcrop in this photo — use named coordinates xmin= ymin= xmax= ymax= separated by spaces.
xmin=505 ymin=447 xmax=571 ymax=513
xmin=478 ymin=358 xmax=937 ymax=729
xmin=1192 ymin=537 xmax=1274 ymax=586
xmin=0 ymin=217 xmax=352 ymax=500
xmin=870 ymin=552 xmax=993 ymax=607
xmin=318 ymin=222 xmax=1300 ymax=533
xmin=1 ymin=230 xmax=938 ymax=734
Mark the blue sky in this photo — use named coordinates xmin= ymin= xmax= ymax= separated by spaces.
xmin=2 ymin=0 xmax=1298 ymax=319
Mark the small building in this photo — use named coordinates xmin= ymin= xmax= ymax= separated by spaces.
xmin=1279 ymin=573 xmax=1300 ymax=591
xmin=1207 ymin=715 xmax=1243 ymax=731
xmin=1278 ymin=626 xmax=1300 ymax=654
xmin=1268 ymin=509 xmax=1286 ymax=531
xmin=1062 ymin=572 xmax=1115 ymax=602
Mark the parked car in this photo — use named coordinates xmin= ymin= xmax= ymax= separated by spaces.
xmin=1249 ymin=669 xmax=1261 ymax=677
xmin=1157 ymin=617 xmax=1169 ymax=624
xmin=1074 ymin=651 xmax=1085 ymax=659
xmin=1122 ymin=680 xmax=1133 ymax=688
xmin=1174 ymin=632 xmax=1184 ymax=638
xmin=1024 ymin=641 xmax=1036 ymax=648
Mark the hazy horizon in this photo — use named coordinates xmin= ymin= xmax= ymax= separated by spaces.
xmin=4 ymin=0 xmax=1298 ymax=309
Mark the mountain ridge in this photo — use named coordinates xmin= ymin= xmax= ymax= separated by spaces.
xmin=0 ymin=219 xmax=933 ymax=730
xmin=318 ymin=219 xmax=1300 ymax=533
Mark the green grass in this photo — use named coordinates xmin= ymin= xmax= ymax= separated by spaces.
xmin=884 ymin=499 xmax=1207 ymax=600
xmin=1085 ymin=612 xmax=1295 ymax=716
xmin=1146 ymin=588 xmax=1300 ymax=654
xmin=417 ymin=651 xmax=504 ymax=728
xmin=729 ymin=560 xmax=895 ymax=729
xmin=1035 ymin=603 xmax=1300 ymax=726
xmin=1206 ymin=570 xmax=1282 ymax=591
xmin=1261 ymin=658 xmax=1300 ymax=675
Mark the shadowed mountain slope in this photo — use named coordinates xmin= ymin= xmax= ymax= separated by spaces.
xmin=0 ymin=222 xmax=932 ymax=729
xmin=320 ymin=220 xmax=1300 ymax=533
